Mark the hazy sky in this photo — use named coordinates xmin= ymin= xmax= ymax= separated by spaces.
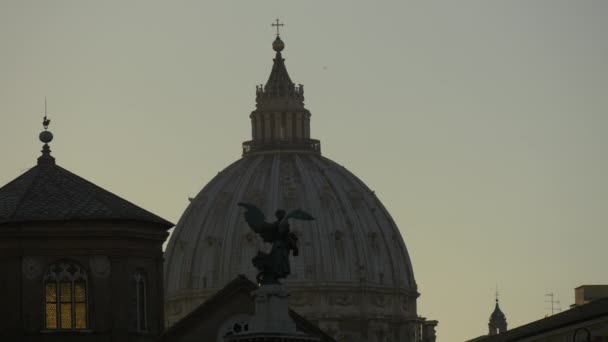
xmin=1 ymin=1 xmax=607 ymax=341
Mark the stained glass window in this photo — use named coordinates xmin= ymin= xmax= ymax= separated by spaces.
xmin=74 ymin=282 xmax=86 ymax=302
xmin=74 ymin=282 xmax=87 ymax=329
xmin=45 ymin=283 xmax=58 ymax=329
xmin=45 ymin=303 xmax=58 ymax=329
xmin=60 ymin=302 xmax=73 ymax=329
xmin=43 ymin=261 xmax=88 ymax=330
xmin=60 ymin=282 xmax=72 ymax=302
xmin=75 ymin=302 xmax=87 ymax=329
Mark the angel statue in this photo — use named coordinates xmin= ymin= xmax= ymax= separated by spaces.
xmin=237 ymin=203 xmax=314 ymax=284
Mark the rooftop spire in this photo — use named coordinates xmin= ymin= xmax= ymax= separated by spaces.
xmin=242 ymin=24 xmax=320 ymax=156
xmin=38 ymin=97 xmax=55 ymax=165
xmin=255 ymin=20 xmax=302 ymax=109
xmin=489 ymin=288 xmax=507 ymax=335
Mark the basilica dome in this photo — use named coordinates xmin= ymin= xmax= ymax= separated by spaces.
xmin=164 ymin=34 xmax=426 ymax=342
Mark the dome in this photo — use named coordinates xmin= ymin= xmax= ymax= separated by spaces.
xmin=164 ymin=152 xmax=418 ymax=309
xmin=491 ymin=304 xmax=506 ymax=320
xmin=488 ymin=298 xmax=508 ymax=335
xmin=164 ymin=33 xmax=425 ymax=341
xmin=165 ymin=153 xmax=420 ymax=340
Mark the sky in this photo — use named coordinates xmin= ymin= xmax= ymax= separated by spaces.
xmin=1 ymin=1 xmax=607 ymax=341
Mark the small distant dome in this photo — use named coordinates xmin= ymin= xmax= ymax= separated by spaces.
xmin=491 ymin=304 xmax=506 ymax=320
xmin=39 ymin=131 xmax=53 ymax=144
xmin=489 ymin=299 xmax=508 ymax=335
xmin=272 ymin=37 xmax=285 ymax=52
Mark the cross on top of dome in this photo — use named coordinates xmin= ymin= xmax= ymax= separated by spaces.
xmin=272 ymin=19 xmax=285 ymax=52
xmin=272 ymin=18 xmax=284 ymax=37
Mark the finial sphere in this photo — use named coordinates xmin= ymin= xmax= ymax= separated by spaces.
xmin=273 ymin=36 xmax=285 ymax=52
xmin=39 ymin=130 xmax=53 ymax=143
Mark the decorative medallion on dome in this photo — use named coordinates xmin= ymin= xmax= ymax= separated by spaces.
xmin=328 ymin=293 xmax=357 ymax=307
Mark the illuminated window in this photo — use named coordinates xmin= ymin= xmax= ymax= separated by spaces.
xmin=129 ymin=270 xmax=148 ymax=332
xmin=43 ymin=261 xmax=88 ymax=330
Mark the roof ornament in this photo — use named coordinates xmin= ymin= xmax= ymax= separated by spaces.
xmin=271 ymin=19 xmax=285 ymax=52
xmin=38 ymin=97 xmax=55 ymax=165
xmin=272 ymin=18 xmax=284 ymax=37
xmin=43 ymin=97 xmax=51 ymax=130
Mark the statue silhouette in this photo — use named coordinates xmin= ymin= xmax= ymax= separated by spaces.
xmin=237 ymin=202 xmax=314 ymax=284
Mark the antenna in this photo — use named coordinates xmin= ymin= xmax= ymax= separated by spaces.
xmin=544 ymin=293 xmax=562 ymax=316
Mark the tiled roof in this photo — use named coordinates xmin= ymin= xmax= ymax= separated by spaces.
xmin=0 ymin=162 xmax=173 ymax=228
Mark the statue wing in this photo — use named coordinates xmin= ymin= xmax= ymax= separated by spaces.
xmin=279 ymin=209 xmax=314 ymax=233
xmin=237 ymin=202 xmax=266 ymax=227
xmin=284 ymin=209 xmax=315 ymax=222
xmin=237 ymin=202 xmax=275 ymax=243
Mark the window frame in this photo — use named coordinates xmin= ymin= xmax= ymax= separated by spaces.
xmin=42 ymin=261 xmax=89 ymax=331
xmin=131 ymin=269 xmax=149 ymax=332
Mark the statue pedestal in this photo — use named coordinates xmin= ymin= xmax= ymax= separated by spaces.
xmin=224 ymin=284 xmax=319 ymax=342
xmin=249 ymin=284 xmax=297 ymax=334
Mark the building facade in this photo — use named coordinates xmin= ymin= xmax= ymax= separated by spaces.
xmin=468 ymin=291 xmax=608 ymax=342
xmin=0 ymin=127 xmax=173 ymax=341
xmin=574 ymin=286 xmax=608 ymax=308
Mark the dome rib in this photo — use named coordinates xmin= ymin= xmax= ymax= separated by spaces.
xmin=218 ymin=156 xmax=266 ymax=283
xmin=322 ymin=156 xmax=416 ymax=288
xmin=269 ymin=154 xmax=281 ymax=210
xmin=296 ymin=154 xmax=344 ymax=281
xmin=305 ymin=155 xmax=370 ymax=283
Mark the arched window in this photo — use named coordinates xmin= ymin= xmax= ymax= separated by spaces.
xmin=43 ymin=261 xmax=88 ymax=330
xmin=130 ymin=270 xmax=148 ymax=332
